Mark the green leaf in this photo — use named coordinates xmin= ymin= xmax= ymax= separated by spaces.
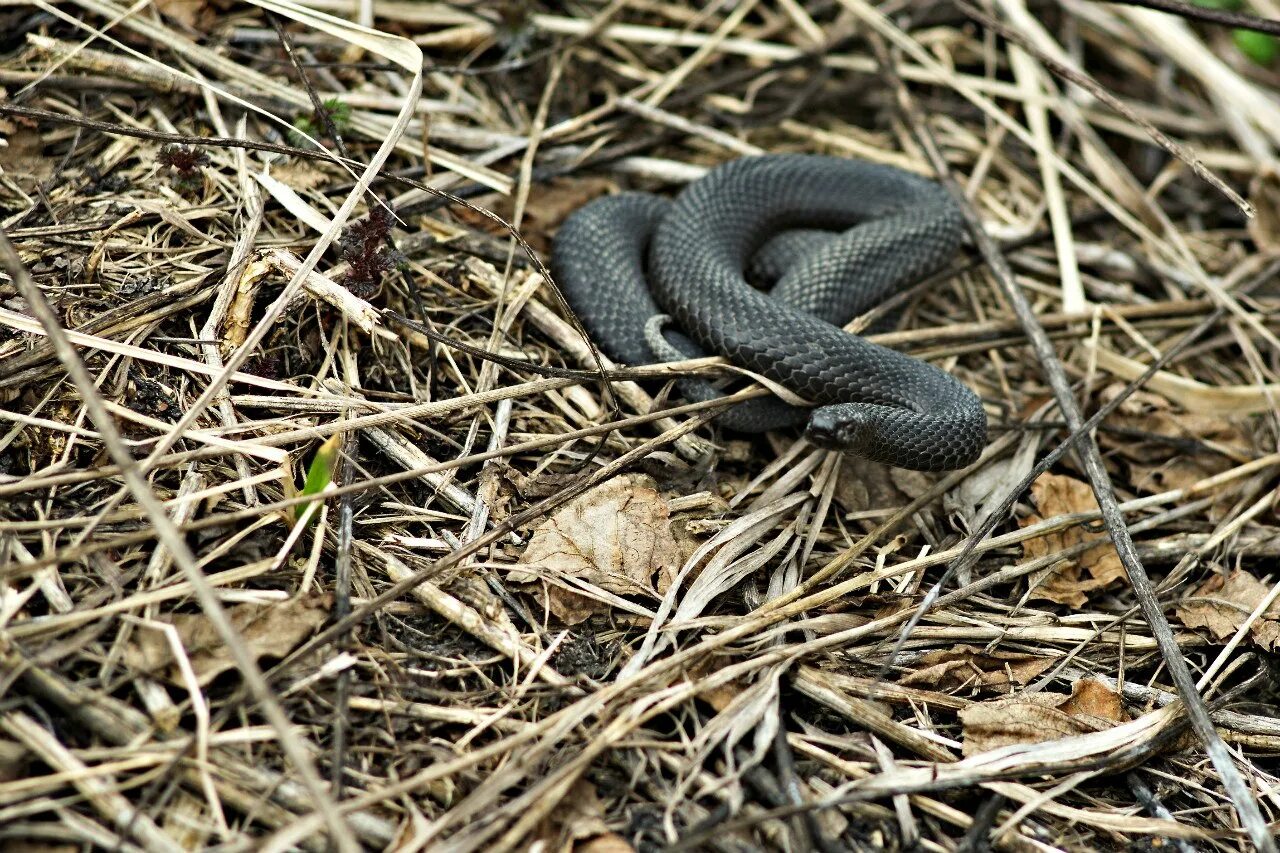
xmin=288 ymin=117 xmax=315 ymax=150
xmin=321 ymin=97 xmax=352 ymax=129
xmin=1190 ymin=0 xmax=1244 ymax=10
xmin=1234 ymin=28 xmax=1278 ymax=65
xmin=296 ymin=433 xmax=342 ymax=522
xmin=288 ymin=99 xmax=351 ymax=151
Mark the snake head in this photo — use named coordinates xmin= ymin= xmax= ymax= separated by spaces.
xmin=804 ymin=404 xmax=872 ymax=452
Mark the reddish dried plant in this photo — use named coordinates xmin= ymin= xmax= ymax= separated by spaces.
xmin=339 ymin=206 xmax=399 ymax=298
xmin=157 ymin=144 xmax=210 ymax=192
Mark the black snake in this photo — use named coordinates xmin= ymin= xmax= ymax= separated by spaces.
xmin=550 ymin=154 xmax=987 ymax=471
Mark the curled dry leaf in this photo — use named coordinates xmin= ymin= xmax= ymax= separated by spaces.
xmin=1177 ymin=569 xmax=1280 ymax=651
xmin=124 ymin=595 xmax=330 ymax=686
xmin=959 ymin=678 xmax=1129 ymax=756
xmin=514 ymin=475 xmax=681 ymax=625
xmin=1019 ymin=473 xmax=1127 ymax=608
xmin=899 ymin=645 xmax=1056 ymax=692
xmin=226 ymin=255 xmax=270 ymax=350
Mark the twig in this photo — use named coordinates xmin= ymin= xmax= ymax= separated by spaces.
xmin=1098 ymin=0 xmax=1280 ymax=36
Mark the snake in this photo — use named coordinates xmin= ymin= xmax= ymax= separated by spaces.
xmin=549 ymin=154 xmax=987 ymax=471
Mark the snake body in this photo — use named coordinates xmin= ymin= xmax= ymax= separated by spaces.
xmin=550 ymin=154 xmax=987 ymax=471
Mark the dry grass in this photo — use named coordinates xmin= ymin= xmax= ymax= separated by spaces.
xmin=2 ymin=0 xmax=1280 ymax=850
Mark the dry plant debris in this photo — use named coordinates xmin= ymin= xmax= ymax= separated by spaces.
xmin=1 ymin=0 xmax=1279 ymax=850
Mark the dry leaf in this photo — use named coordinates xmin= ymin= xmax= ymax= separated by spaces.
xmin=125 ymin=595 xmax=330 ymax=686
xmin=960 ymin=678 xmax=1129 ymax=755
xmin=834 ymin=455 xmax=910 ymax=519
xmin=1177 ymin=569 xmax=1280 ymax=651
xmin=1126 ymin=408 xmax=1247 ymax=452
xmin=534 ymin=779 xmax=628 ymax=853
xmin=577 ymin=833 xmax=636 ymax=853
xmin=889 ymin=466 xmax=935 ymax=500
xmin=537 ymin=585 xmax=605 ymax=626
xmin=155 ymin=0 xmax=233 ymax=29
xmin=1129 ymin=456 xmax=1231 ymax=496
xmin=687 ymin=655 xmax=749 ymax=713
xmin=500 ymin=177 xmax=616 ymax=252
xmin=899 ymin=645 xmax=1056 ymax=692
xmin=947 ymin=436 xmax=1039 ymax=531
xmin=1059 ymin=678 xmax=1129 ymax=722
xmin=515 ymin=475 xmax=681 ymax=625
xmin=226 ymin=255 xmax=271 ymax=350
xmin=269 ymin=159 xmax=333 ymax=192
xmin=0 ymin=120 xmax=52 ymax=182
xmin=1019 ymin=473 xmax=1127 ymax=607
xmin=1097 ymin=384 xmax=1251 ymax=465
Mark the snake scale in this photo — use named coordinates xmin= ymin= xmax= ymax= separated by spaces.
xmin=550 ymin=154 xmax=987 ymax=471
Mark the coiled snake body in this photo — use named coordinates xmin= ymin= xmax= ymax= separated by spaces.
xmin=550 ymin=154 xmax=987 ymax=471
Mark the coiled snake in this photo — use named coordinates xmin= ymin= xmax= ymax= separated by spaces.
xmin=550 ymin=154 xmax=987 ymax=471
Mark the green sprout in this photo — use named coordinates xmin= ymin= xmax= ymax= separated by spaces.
xmin=293 ymin=433 xmax=341 ymax=525
xmin=1233 ymin=28 xmax=1278 ymax=65
xmin=289 ymin=97 xmax=352 ymax=149
xmin=1191 ymin=0 xmax=1277 ymax=66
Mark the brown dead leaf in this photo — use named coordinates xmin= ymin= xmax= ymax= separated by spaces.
xmin=1128 ymin=409 xmax=1248 ymax=455
xmin=515 ymin=475 xmax=681 ymax=625
xmin=834 ymin=455 xmax=911 ymax=520
xmin=577 ymin=834 xmax=636 ymax=853
xmin=155 ymin=0 xmax=232 ymax=29
xmin=686 ymin=655 xmax=749 ymax=713
xmin=538 ymin=586 xmax=605 ymax=626
xmin=1177 ymin=569 xmax=1280 ymax=651
xmin=899 ymin=645 xmax=1056 ymax=692
xmin=125 ymin=595 xmax=330 ymax=686
xmin=959 ymin=678 xmax=1129 ymax=756
xmin=1130 ymin=456 xmax=1231 ymax=496
xmin=1019 ymin=473 xmax=1126 ymax=607
xmin=1058 ymin=678 xmax=1129 ymax=722
xmin=1097 ymin=383 xmax=1250 ymax=466
xmin=534 ymin=779 xmax=628 ymax=853
xmin=225 ymin=255 xmax=271 ymax=350
xmin=0 ymin=119 xmax=51 ymax=182
xmin=268 ymin=159 xmax=333 ymax=193
xmin=499 ymin=177 xmax=616 ymax=252
xmin=503 ymin=466 xmax=586 ymax=500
